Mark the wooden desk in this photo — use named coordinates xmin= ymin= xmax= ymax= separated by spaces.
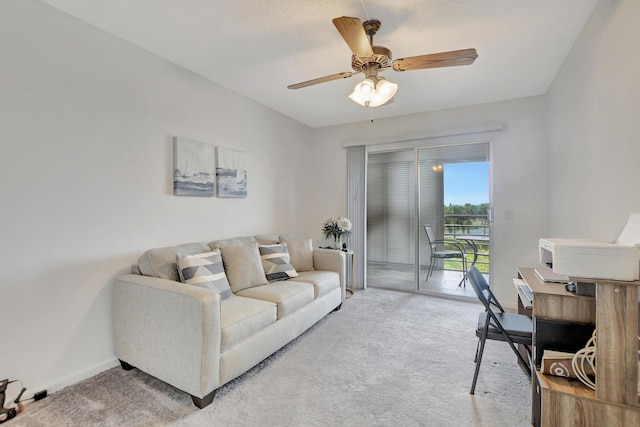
xmin=517 ymin=267 xmax=640 ymax=426
xmin=517 ymin=267 xmax=596 ymax=324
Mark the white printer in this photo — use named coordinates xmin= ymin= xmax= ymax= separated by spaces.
xmin=539 ymin=213 xmax=640 ymax=281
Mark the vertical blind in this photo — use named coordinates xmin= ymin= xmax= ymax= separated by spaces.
xmin=346 ymin=145 xmax=366 ymax=289
xmin=366 ymin=163 xmax=386 ymax=263
xmin=367 ymin=151 xmax=415 ymax=265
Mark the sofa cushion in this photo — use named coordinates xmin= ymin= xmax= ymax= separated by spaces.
xmin=255 ymin=234 xmax=281 ymax=245
xmin=138 ymin=242 xmax=211 ymax=281
xmin=236 ymin=281 xmax=314 ymax=319
xmin=293 ymin=270 xmax=340 ymax=299
xmin=176 ymin=250 xmax=232 ymax=299
xmin=209 ymin=236 xmax=256 ymax=249
xmin=279 ymin=236 xmax=314 ymax=272
xmin=219 ymin=242 xmax=268 ymax=293
xmin=220 ymin=295 xmax=277 ymax=352
xmin=259 ymin=244 xmax=298 ymax=282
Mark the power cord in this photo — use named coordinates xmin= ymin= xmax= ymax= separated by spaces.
xmin=572 ymin=330 xmax=597 ymax=390
xmin=571 ymin=331 xmax=640 ymax=392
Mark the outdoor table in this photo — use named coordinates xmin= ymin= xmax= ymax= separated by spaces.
xmin=455 ymin=235 xmax=489 ymax=267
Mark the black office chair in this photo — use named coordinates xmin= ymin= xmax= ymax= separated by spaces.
xmin=423 ymin=224 xmax=467 ymax=286
xmin=467 ymin=266 xmax=533 ymax=395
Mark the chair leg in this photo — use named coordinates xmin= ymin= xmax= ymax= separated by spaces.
xmin=426 ymin=258 xmax=435 ymax=280
xmin=462 ymin=257 xmax=468 ymax=287
xmin=470 ymin=336 xmax=487 ymax=395
xmin=457 ymin=256 xmax=467 ymax=288
xmin=473 ymin=339 xmax=481 ymax=363
xmin=504 ymin=338 xmax=532 ymax=377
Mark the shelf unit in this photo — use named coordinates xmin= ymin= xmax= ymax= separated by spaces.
xmin=517 ymin=267 xmax=640 ymax=426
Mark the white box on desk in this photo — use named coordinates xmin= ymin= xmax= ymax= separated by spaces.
xmin=539 ymin=238 xmax=640 ymax=281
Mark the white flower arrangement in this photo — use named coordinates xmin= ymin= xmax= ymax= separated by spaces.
xmin=322 ymin=216 xmax=352 ymax=248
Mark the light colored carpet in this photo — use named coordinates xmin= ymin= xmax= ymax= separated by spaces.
xmin=14 ymin=288 xmax=531 ymax=426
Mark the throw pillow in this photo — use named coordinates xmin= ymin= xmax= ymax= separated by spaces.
xmin=218 ymin=242 xmax=268 ymax=293
xmin=176 ymin=250 xmax=232 ymax=299
xmin=208 ymin=236 xmax=256 ymax=249
xmin=259 ymin=244 xmax=299 ymax=282
xmin=255 ymin=234 xmax=281 ymax=245
xmin=279 ymin=236 xmax=314 ymax=272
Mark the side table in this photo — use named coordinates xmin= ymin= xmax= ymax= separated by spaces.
xmin=318 ymin=247 xmax=355 ymax=298
xmin=345 ymin=250 xmax=354 ymax=297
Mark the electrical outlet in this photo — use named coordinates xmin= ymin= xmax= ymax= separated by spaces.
xmin=504 ymin=208 xmax=514 ymax=220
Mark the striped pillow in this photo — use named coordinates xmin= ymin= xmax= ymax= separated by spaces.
xmin=176 ymin=249 xmax=232 ymax=299
xmin=259 ymin=244 xmax=299 ymax=282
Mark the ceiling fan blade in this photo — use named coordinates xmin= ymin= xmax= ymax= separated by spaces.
xmin=287 ymin=72 xmax=354 ymax=89
xmin=392 ymin=48 xmax=478 ymax=72
xmin=332 ymin=16 xmax=374 ymax=58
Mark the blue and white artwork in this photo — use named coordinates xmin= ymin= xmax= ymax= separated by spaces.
xmin=216 ymin=146 xmax=247 ymax=198
xmin=173 ymin=136 xmax=215 ymax=197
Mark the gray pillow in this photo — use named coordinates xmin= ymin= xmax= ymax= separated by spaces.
xmin=259 ymin=244 xmax=299 ymax=282
xmin=219 ymin=242 xmax=268 ymax=293
xmin=176 ymin=250 xmax=232 ymax=299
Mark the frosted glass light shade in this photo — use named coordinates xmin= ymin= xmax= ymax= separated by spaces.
xmin=376 ymin=78 xmax=398 ymax=98
xmin=348 ymin=75 xmax=398 ymax=108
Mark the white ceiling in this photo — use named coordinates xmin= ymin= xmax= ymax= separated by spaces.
xmin=39 ymin=0 xmax=599 ymax=128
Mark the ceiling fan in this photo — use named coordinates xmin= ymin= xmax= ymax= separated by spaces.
xmin=287 ymin=16 xmax=478 ymax=108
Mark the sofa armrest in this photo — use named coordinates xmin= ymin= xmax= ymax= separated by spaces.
xmin=113 ymin=274 xmax=221 ymax=399
xmin=313 ymin=249 xmax=347 ymax=300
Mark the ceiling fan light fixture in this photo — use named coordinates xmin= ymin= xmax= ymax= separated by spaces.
xmin=360 ymin=77 xmax=375 ymax=94
xmin=349 ymin=73 xmax=397 ymax=108
xmin=348 ymin=82 xmax=373 ymax=105
xmin=376 ymin=77 xmax=398 ymax=97
xmin=288 ymin=16 xmax=478 ymax=112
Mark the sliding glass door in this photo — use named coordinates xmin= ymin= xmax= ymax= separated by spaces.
xmin=417 ymin=144 xmax=489 ymax=294
xmin=366 ymin=143 xmax=490 ymax=296
xmin=366 ymin=150 xmax=416 ymax=291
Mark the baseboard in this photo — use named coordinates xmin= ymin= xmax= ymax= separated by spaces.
xmin=36 ymin=357 xmax=120 ymax=395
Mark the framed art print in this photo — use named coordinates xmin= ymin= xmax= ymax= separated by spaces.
xmin=216 ymin=146 xmax=247 ymax=198
xmin=173 ymin=136 xmax=215 ymax=197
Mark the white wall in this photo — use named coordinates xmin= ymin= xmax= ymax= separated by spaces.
xmin=0 ymin=0 xmax=313 ymax=393
xmin=547 ymin=0 xmax=640 ymax=238
xmin=310 ymin=97 xmax=549 ymax=304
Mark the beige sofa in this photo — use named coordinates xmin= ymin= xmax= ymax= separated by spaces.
xmin=113 ymin=234 xmax=346 ymax=408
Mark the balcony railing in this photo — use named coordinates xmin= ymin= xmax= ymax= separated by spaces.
xmin=443 ymin=214 xmax=490 ymax=273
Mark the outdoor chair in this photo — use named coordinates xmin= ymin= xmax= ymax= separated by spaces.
xmin=467 ymin=266 xmax=532 ymax=395
xmin=423 ymin=224 xmax=467 ymax=286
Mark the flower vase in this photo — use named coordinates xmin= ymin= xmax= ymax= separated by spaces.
xmin=333 ymin=236 xmax=341 ymax=250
